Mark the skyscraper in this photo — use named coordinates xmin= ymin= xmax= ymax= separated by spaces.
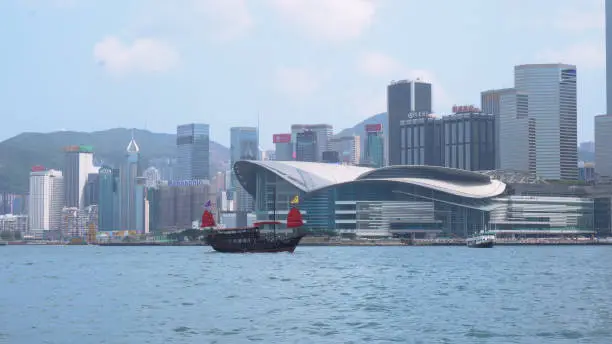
xmin=296 ymin=131 xmax=318 ymax=162
xmin=29 ymin=168 xmax=64 ymax=232
xmin=362 ymin=124 xmax=384 ymax=168
xmin=230 ymin=127 xmax=258 ymax=212
xmin=387 ymin=80 xmax=432 ymax=166
xmin=481 ymin=88 xmax=535 ymax=173
xmin=330 ymin=135 xmax=361 ymax=165
xmin=290 ymin=124 xmax=333 ymax=162
xmin=120 ymin=135 xmax=142 ymax=230
xmin=63 ymin=145 xmax=98 ymax=209
xmin=595 ymin=115 xmax=612 ymax=178
xmin=515 ymin=64 xmax=578 ymax=180
xmin=176 ymin=123 xmax=210 ymax=181
xmin=273 ymin=133 xmax=293 ymax=161
xmin=97 ymin=165 xmax=118 ymax=231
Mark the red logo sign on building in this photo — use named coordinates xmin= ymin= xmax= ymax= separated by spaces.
xmin=452 ymin=105 xmax=481 ymax=113
xmin=273 ymin=133 xmax=292 ymax=143
xmin=31 ymin=165 xmax=45 ymax=172
xmin=365 ymin=123 xmax=382 ymax=133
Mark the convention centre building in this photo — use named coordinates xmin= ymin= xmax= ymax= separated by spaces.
xmin=234 ymin=161 xmax=598 ymax=238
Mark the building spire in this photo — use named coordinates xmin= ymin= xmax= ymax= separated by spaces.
xmin=126 ymin=128 xmax=140 ymax=153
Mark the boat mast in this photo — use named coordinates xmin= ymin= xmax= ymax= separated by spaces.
xmin=273 ymin=185 xmax=277 ymax=237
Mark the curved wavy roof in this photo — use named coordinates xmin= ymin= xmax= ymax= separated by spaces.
xmin=234 ymin=160 xmax=373 ymax=195
xmin=234 ymin=161 xmax=506 ymax=199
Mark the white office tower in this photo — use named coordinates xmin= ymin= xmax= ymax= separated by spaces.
xmin=29 ymin=169 xmax=64 ymax=232
xmin=481 ymin=88 xmax=535 ymax=173
xmin=514 ymin=64 xmax=578 ymax=180
xmin=595 ymin=115 xmax=612 ymax=179
xmin=63 ymin=145 xmax=99 ymax=209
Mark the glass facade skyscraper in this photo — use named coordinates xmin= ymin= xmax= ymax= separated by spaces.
xmin=514 ymin=64 xmax=578 ymax=180
xmin=230 ymin=127 xmax=258 ymax=212
xmin=176 ymin=123 xmax=210 ymax=181
xmin=97 ymin=166 xmax=116 ymax=231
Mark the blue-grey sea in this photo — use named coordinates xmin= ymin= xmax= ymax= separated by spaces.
xmin=1 ymin=245 xmax=612 ymax=344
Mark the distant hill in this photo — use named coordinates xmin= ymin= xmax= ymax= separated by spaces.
xmin=0 ymin=129 xmax=229 ymax=194
xmin=335 ymin=112 xmax=387 ymax=139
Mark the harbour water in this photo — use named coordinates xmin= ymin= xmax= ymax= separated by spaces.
xmin=1 ymin=246 xmax=612 ymax=343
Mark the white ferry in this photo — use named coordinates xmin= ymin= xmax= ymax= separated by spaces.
xmin=466 ymin=230 xmax=495 ymax=248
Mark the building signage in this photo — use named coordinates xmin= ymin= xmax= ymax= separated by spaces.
xmin=365 ymin=123 xmax=383 ymax=133
xmin=452 ymin=105 xmax=480 ymax=113
xmin=273 ymin=133 xmax=292 ymax=143
xmin=31 ymin=165 xmax=45 ymax=172
xmin=406 ymin=111 xmax=431 ymax=119
xmin=168 ymin=179 xmax=210 ymax=187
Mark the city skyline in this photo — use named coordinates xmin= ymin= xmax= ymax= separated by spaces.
xmin=0 ymin=0 xmax=605 ymax=148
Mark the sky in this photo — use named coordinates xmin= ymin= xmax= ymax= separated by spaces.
xmin=0 ymin=0 xmax=606 ymax=150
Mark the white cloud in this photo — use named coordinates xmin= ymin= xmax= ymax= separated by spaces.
xmin=356 ymin=51 xmax=437 ymax=84
xmin=356 ymin=51 xmax=404 ymax=77
xmin=355 ymin=51 xmax=453 ymax=114
xmin=267 ymin=0 xmax=376 ymax=41
xmin=536 ymin=42 xmax=604 ymax=69
xmin=93 ymin=37 xmax=180 ymax=76
xmin=553 ymin=1 xmax=604 ymax=32
xmin=274 ymin=66 xmax=321 ymax=100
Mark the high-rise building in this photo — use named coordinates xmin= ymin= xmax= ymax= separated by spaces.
xmin=273 ymin=133 xmax=293 ymax=161
xmin=97 ymin=165 xmax=118 ymax=231
xmin=399 ymin=110 xmax=496 ymax=171
xmin=296 ymin=131 xmax=318 ymax=162
xmin=157 ymin=180 xmax=211 ymax=230
xmin=330 ymin=136 xmax=361 ymax=165
xmin=515 ymin=64 xmax=578 ymax=180
xmin=291 ymin=124 xmax=333 ymax=161
xmin=400 ymin=115 xmax=443 ymax=166
xmin=84 ymin=173 xmax=99 ymax=208
xmin=595 ymin=115 xmax=612 ymax=178
xmin=607 ymin=0 xmax=612 ymax=113
xmin=441 ymin=112 xmax=496 ymax=171
xmin=387 ymin=80 xmax=432 ymax=166
xmin=481 ymin=88 xmax=535 ymax=173
xmin=28 ymin=168 xmax=64 ymax=232
xmin=362 ymin=124 xmax=385 ymax=168
xmin=230 ymin=127 xmax=258 ymax=212
xmin=321 ymin=151 xmax=340 ymax=163
xmin=176 ymin=123 xmax=210 ymax=180
xmin=63 ymin=145 xmax=98 ymax=209
xmin=120 ymin=135 xmax=142 ymax=231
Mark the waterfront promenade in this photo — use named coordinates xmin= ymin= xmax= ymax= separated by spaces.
xmin=3 ymin=237 xmax=612 ymax=246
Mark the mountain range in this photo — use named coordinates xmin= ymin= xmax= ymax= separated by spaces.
xmin=0 ymin=116 xmax=595 ymax=194
xmin=0 ymin=129 xmax=229 ymax=193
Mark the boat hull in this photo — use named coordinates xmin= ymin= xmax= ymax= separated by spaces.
xmin=467 ymin=240 xmax=495 ymax=248
xmin=207 ymin=232 xmax=305 ymax=253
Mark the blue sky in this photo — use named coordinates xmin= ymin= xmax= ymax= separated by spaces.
xmin=0 ymin=0 xmax=605 ymax=149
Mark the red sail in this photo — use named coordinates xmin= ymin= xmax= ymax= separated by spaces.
xmin=286 ymin=207 xmax=303 ymax=228
xmin=201 ymin=210 xmax=216 ymax=228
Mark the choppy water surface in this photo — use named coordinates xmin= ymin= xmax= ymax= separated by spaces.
xmin=1 ymin=246 xmax=612 ymax=343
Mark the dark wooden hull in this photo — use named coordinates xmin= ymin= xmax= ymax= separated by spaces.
xmin=206 ymin=230 xmax=305 ymax=253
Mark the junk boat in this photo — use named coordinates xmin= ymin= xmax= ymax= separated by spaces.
xmin=466 ymin=230 xmax=496 ymax=248
xmin=202 ymin=198 xmax=305 ymax=253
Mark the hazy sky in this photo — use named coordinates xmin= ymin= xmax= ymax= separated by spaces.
xmin=0 ymin=0 xmax=605 ymax=149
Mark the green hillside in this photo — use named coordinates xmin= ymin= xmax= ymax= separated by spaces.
xmin=0 ymin=128 xmax=229 ymax=193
